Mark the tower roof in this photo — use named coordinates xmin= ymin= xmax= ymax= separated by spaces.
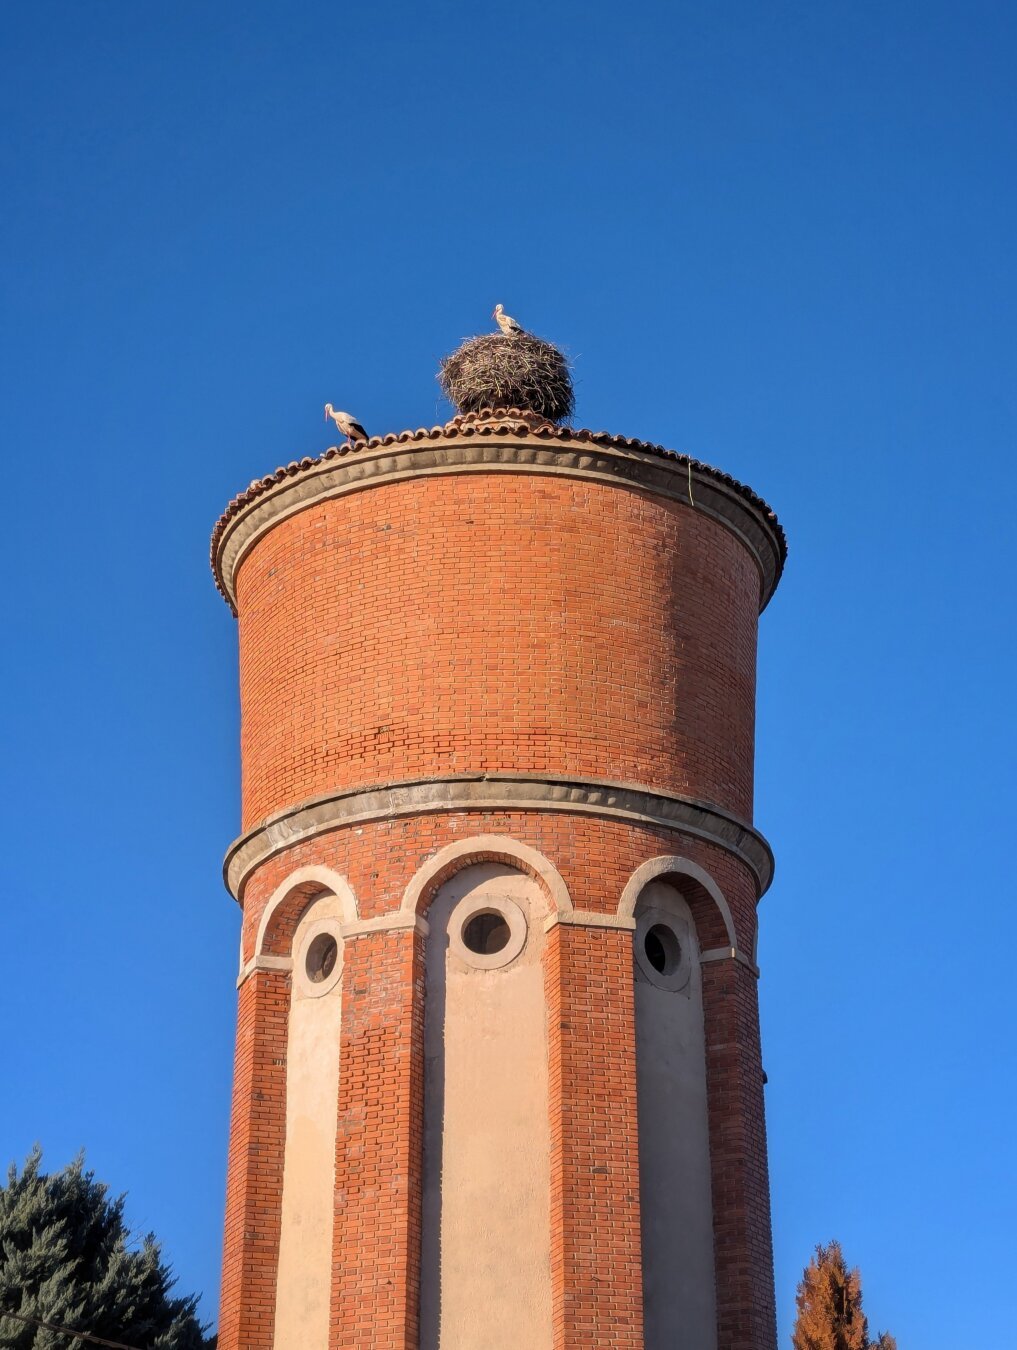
xmin=211 ymin=408 xmax=787 ymax=616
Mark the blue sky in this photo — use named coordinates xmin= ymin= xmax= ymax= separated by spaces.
xmin=2 ymin=2 xmax=1014 ymax=1344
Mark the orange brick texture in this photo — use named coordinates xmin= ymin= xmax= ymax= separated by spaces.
xmin=219 ymin=970 xmax=288 ymax=1350
xmin=329 ymin=927 xmax=424 ymax=1350
xmin=546 ymin=923 xmax=644 ymax=1347
xmin=217 ymin=464 xmax=779 ymax=1349
xmin=235 ymin=476 xmax=759 ymax=831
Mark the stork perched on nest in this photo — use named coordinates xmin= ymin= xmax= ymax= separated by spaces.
xmin=324 ymin=404 xmax=368 ymax=443
xmin=493 ymin=303 xmax=525 ymax=336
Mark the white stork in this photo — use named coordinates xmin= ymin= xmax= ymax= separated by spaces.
xmin=493 ymin=303 xmax=525 ymax=336
xmin=324 ymin=404 xmax=368 ymax=443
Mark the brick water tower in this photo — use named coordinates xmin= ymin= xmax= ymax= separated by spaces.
xmin=211 ymin=325 xmax=785 ymax=1350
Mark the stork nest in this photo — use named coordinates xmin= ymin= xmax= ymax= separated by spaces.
xmin=438 ymin=332 xmax=574 ymax=425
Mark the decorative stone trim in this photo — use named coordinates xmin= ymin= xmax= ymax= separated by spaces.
xmin=237 ymin=916 xmax=428 ymax=986
xmin=543 ymin=910 xmax=637 ymax=932
xmin=399 ymin=834 xmax=572 ymax=922
xmin=700 ymin=946 xmax=760 ymax=977
xmin=212 ymin=433 xmax=784 ymax=615
xmin=234 ymin=921 xmax=758 ymax=984
xmin=342 ymin=912 xmax=430 ymax=939
xmin=224 ymin=773 xmax=773 ymax=901
xmin=252 ymin=865 xmax=359 ymax=965
xmin=618 ymin=855 xmax=739 ymax=945
xmin=292 ymin=918 xmax=345 ymax=999
xmin=634 ymin=907 xmax=694 ymax=993
xmin=449 ymin=894 xmax=528 ymax=971
xmin=236 ymin=953 xmax=291 ymax=988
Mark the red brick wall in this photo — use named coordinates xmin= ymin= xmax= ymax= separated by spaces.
xmin=330 ymin=927 xmax=424 ymax=1350
xmin=235 ymin=475 xmax=759 ymax=832
xmin=546 ymin=922 xmax=644 ymax=1347
xmin=217 ymin=462 xmax=778 ymax=1349
xmin=219 ymin=970 xmax=288 ymax=1349
xmin=702 ymin=958 xmax=777 ymax=1350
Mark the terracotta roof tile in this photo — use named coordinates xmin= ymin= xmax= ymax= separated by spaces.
xmin=211 ymin=408 xmax=786 ymax=607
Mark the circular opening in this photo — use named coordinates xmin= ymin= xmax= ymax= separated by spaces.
xmin=305 ymin=933 xmax=339 ymax=984
xmin=462 ymin=910 xmax=511 ymax=956
xmin=644 ymin=923 xmax=682 ymax=977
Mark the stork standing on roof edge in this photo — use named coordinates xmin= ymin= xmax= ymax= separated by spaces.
xmin=324 ymin=404 xmax=368 ymax=443
xmin=493 ymin=303 xmax=525 ymax=336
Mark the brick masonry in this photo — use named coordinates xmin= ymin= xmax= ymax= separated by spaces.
xmin=214 ymin=426 xmax=783 ymax=1349
xmin=234 ymin=474 xmax=761 ymax=830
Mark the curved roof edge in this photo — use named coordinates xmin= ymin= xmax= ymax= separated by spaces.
xmin=210 ymin=407 xmax=787 ymax=614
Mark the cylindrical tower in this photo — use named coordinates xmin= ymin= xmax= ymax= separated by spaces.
xmin=212 ymin=402 xmax=785 ymax=1350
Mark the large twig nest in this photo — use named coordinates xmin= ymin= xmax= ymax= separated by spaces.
xmin=438 ymin=332 xmax=574 ymax=425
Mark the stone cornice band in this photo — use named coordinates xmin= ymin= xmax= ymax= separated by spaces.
xmin=223 ymin=772 xmax=774 ymax=902
xmin=212 ymin=435 xmax=784 ymax=615
xmin=235 ymin=930 xmax=761 ymax=989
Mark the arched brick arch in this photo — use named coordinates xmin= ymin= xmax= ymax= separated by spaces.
xmin=253 ymin=865 xmax=359 ymax=963
xmin=400 ymin=834 xmax=573 ymax=921
xmin=619 ymin=855 xmax=738 ymax=955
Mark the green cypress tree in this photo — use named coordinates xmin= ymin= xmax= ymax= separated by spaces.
xmin=0 ymin=1148 xmax=211 ymax=1349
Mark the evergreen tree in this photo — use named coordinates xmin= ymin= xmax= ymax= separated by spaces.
xmin=794 ymin=1242 xmax=864 ymax=1350
xmin=791 ymin=1240 xmax=884 ymax=1350
xmin=0 ymin=1148 xmax=211 ymax=1349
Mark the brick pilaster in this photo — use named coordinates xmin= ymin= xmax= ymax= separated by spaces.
xmin=703 ymin=959 xmax=777 ymax=1350
xmin=547 ymin=923 xmax=644 ymax=1349
xmin=330 ymin=927 xmax=425 ymax=1350
xmin=218 ymin=970 xmax=289 ymax=1350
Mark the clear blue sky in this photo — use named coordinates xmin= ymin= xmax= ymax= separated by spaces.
xmin=2 ymin=2 xmax=1014 ymax=1344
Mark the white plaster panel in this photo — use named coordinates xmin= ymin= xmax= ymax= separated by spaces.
xmin=420 ymin=863 xmax=553 ymax=1350
xmin=634 ymin=880 xmax=718 ymax=1350
xmin=273 ymin=894 xmax=345 ymax=1350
